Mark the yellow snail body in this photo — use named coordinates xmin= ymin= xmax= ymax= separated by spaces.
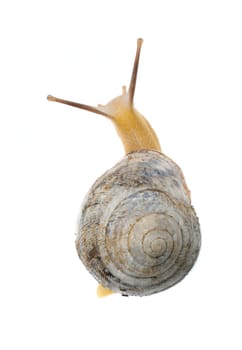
xmin=48 ymin=39 xmax=201 ymax=297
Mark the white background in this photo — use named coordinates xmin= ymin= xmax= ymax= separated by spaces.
xmin=1 ymin=1 xmax=242 ymax=349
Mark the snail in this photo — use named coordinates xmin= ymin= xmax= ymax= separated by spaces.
xmin=47 ymin=38 xmax=201 ymax=297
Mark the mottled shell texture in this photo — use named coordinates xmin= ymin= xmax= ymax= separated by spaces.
xmin=76 ymin=150 xmax=201 ymax=296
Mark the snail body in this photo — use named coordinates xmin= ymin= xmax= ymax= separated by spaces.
xmin=48 ymin=39 xmax=201 ymax=297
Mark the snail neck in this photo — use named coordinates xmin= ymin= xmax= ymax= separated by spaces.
xmin=99 ymin=91 xmax=161 ymax=154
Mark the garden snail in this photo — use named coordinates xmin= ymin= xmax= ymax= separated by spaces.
xmin=47 ymin=38 xmax=201 ymax=297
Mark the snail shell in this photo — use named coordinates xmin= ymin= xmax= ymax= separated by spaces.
xmin=76 ymin=150 xmax=201 ymax=296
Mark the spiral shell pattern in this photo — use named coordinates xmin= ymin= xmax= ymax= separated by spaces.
xmin=76 ymin=150 xmax=201 ymax=296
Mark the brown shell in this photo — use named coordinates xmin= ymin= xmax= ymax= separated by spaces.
xmin=76 ymin=150 xmax=201 ymax=296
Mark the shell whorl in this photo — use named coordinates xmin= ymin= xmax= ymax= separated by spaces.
xmin=76 ymin=150 xmax=201 ymax=296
